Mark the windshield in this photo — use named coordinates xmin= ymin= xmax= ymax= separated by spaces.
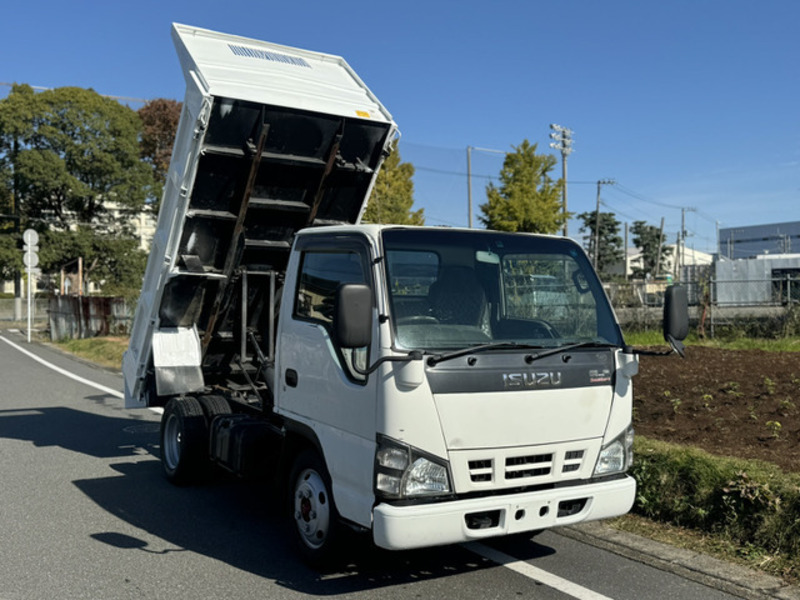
xmin=382 ymin=229 xmax=623 ymax=352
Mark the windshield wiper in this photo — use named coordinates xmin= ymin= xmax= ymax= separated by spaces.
xmin=427 ymin=342 xmax=547 ymax=366
xmin=523 ymin=341 xmax=617 ymax=364
xmin=427 ymin=340 xmax=619 ymax=366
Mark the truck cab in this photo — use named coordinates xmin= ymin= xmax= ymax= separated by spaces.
xmin=276 ymin=225 xmax=638 ymax=552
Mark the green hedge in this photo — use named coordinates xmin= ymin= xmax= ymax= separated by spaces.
xmin=631 ymin=436 xmax=800 ymax=558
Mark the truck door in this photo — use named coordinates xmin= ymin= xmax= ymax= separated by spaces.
xmin=276 ymin=235 xmax=378 ymax=527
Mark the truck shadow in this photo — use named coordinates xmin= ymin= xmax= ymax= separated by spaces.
xmin=0 ymin=405 xmax=556 ymax=593
xmin=0 ymin=404 xmax=160 ymax=459
xmin=75 ymin=460 xmax=557 ymax=594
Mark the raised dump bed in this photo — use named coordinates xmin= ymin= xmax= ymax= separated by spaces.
xmin=123 ymin=24 xmax=397 ymax=407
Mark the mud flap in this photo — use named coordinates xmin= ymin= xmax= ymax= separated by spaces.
xmin=152 ymin=326 xmax=205 ymax=396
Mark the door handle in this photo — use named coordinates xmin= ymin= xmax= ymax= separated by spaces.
xmin=285 ymin=368 xmax=298 ymax=387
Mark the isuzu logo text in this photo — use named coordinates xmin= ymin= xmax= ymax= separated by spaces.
xmin=503 ymin=372 xmax=563 ymax=389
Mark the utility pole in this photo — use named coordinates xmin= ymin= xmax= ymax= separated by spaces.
xmin=549 ymin=124 xmax=573 ymax=237
xmin=655 ymin=217 xmax=665 ymax=277
xmin=679 ymin=207 xmax=697 ymax=277
xmin=623 ymin=222 xmax=629 ymax=281
xmin=592 ymin=179 xmax=615 ymax=270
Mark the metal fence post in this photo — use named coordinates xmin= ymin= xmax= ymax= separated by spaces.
xmin=709 ymin=279 xmax=715 ymax=339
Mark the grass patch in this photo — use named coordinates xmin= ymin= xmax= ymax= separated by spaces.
xmin=696 ymin=337 xmax=800 ymax=352
xmin=608 ymin=514 xmax=800 ymax=583
xmin=625 ymin=330 xmax=800 ymax=352
xmin=631 ymin=435 xmax=800 ymax=583
xmin=53 ymin=336 xmax=128 ymax=370
xmin=624 ymin=330 xmax=668 ymax=346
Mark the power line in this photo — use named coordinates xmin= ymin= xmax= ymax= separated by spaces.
xmin=415 ymin=166 xmax=497 ymax=180
xmin=600 ymin=197 xmax=660 ymax=223
xmin=424 ymin=214 xmax=462 ymax=227
xmin=613 ymin=183 xmax=685 ymax=210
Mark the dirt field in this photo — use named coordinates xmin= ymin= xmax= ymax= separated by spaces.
xmin=634 ymin=346 xmax=800 ymax=473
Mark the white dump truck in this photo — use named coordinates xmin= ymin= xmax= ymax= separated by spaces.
xmin=123 ymin=23 xmax=688 ymax=564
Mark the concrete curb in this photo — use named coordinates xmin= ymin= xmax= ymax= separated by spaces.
xmin=561 ymin=521 xmax=800 ymax=600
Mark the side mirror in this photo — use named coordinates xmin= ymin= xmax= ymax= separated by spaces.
xmin=663 ymin=285 xmax=688 ymax=357
xmin=334 ymin=283 xmax=373 ymax=348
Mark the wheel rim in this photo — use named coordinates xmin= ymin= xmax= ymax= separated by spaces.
xmin=293 ymin=468 xmax=331 ymax=550
xmin=163 ymin=412 xmax=181 ymax=471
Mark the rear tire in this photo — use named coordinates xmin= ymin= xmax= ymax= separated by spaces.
xmin=197 ymin=394 xmax=231 ymax=424
xmin=160 ymin=396 xmax=207 ymax=485
xmin=288 ymin=449 xmax=341 ymax=567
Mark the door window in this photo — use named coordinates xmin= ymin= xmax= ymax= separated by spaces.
xmin=295 ymin=249 xmax=369 ymax=379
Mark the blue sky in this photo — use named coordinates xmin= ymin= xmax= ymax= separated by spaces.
xmin=2 ymin=0 xmax=798 ymax=253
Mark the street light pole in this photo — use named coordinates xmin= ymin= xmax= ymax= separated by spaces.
xmin=549 ymin=124 xmax=573 ymax=237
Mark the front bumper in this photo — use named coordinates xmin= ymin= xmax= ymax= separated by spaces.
xmin=373 ymin=475 xmax=635 ymax=550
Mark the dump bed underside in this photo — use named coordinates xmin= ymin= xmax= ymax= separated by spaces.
xmin=162 ymin=97 xmax=391 ymax=383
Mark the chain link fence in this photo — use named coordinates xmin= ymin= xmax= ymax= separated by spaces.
xmin=606 ymin=276 xmax=800 ymax=337
xmin=606 ymin=277 xmax=800 ymax=309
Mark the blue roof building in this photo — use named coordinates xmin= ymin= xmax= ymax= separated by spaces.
xmin=718 ymin=221 xmax=800 ymax=259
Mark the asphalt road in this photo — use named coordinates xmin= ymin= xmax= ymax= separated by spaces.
xmin=0 ymin=328 xmax=778 ymax=600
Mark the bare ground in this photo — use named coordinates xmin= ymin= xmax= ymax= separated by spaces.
xmin=634 ymin=346 xmax=800 ymax=473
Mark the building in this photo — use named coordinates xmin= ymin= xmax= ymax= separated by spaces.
xmin=715 ymin=254 xmax=800 ymax=305
xmin=608 ymin=244 xmax=713 ymax=279
xmin=718 ymin=221 xmax=800 ymax=260
xmin=106 ymin=202 xmax=158 ymax=252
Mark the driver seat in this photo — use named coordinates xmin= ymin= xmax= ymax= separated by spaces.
xmin=428 ymin=267 xmax=487 ymax=326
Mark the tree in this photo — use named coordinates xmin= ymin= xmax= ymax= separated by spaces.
xmin=577 ymin=210 xmax=624 ymax=276
xmin=0 ymin=84 xmax=154 ymax=297
xmin=479 ymin=140 xmax=565 ymax=234
xmin=0 ymin=84 xmax=153 ymax=231
xmin=0 ymin=233 xmax=22 ymax=282
xmin=0 ymin=185 xmax=14 ymax=233
xmin=38 ymin=227 xmax=147 ymax=299
xmin=362 ymin=146 xmax=424 ymax=225
xmin=631 ymin=220 xmax=672 ymax=279
xmin=139 ymin=98 xmax=182 ymax=214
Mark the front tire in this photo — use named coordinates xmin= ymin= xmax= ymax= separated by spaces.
xmin=288 ymin=449 xmax=341 ymax=566
xmin=160 ymin=396 xmax=207 ymax=485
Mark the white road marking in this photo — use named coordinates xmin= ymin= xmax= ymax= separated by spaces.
xmin=1 ymin=334 xmax=124 ymax=398
xmin=465 ymin=542 xmax=615 ymax=600
xmin=0 ymin=334 xmax=164 ymax=416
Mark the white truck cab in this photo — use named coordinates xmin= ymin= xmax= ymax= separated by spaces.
xmin=122 ymin=24 xmax=688 ymax=565
xmin=278 ymin=225 xmax=642 ymax=551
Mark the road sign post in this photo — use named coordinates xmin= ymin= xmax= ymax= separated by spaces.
xmin=22 ymin=229 xmax=39 ymax=343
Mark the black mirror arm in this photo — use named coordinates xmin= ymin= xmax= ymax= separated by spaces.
xmin=629 ymin=338 xmax=685 ymax=358
xmin=629 ymin=348 xmax=671 ymax=356
xmin=352 ymin=351 xmax=423 ymax=376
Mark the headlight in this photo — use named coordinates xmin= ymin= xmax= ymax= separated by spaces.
xmin=594 ymin=426 xmax=634 ymax=477
xmin=375 ymin=436 xmax=452 ymax=500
